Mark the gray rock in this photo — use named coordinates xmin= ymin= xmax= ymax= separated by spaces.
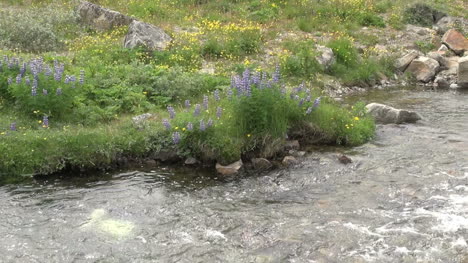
xmin=284 ymin=140 xmax=300 ymax=151
xmin=366 ymin=103 xmax=422 ymax=124
xmin=436 ymin=16 xmax=468 ymax=34
xmin=282 ymin=156 xmax=299 ymax=166
xmin=315 ymin=45 xmax=335 ymax=69
xmin=216 ymin=160 xmax=243 ymax=175
xmin=184 ymin=157 xmax=198 ymax=165
xmin=77 ymin=1 xmax=134 ymax=31
xmin=458 ymin=56 xmax=468 ymax=88
xmin=406 ymin=25 xmax=436 ymax=37
xmin=438 ymin=44 xmax=449 ymax=53
xmin=405 ymin=56 xmax=440 ymax=83
xmin=434 ymin=77 xmax=450 ymax=89
xmin=450 ymin=83 xmax=460 ymax=89
xmin=251 ymin=158 xmax=272 ymax=170
xmin=132 ymin=113 xmax=152 ymax=125
xmin=395 ymin=50 xmax=419 ymax=72
xmin=124 ymin=20 xmax=172 ymax=51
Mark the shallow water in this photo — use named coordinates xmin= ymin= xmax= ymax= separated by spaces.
xmin=1 ymin=88 xmax=467 ymax=262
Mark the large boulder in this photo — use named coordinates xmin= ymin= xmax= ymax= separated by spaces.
xmin=77 ymin=1 xmax=134 ymax=31
xmin=435 ymin=16 xmax=468 ymax=34
xmin=442 ymin=29 xmax=468 ymax=55
xmin=458 ymin=56 xmax=468 ymax=88
xmin=315 ymin=45 xmax=335 ymax=69
xmin=124 ymin=21 xmax=172 ymax=51
xmin=366 ymin=103 xmax=422 ymax=124
xmin=216 ymin=160 xmax=243 ymax=176
xmin=405 ymin=56 xmax=440 ymax=82
xmin=395 ymin=50 xmax=420 ymax=72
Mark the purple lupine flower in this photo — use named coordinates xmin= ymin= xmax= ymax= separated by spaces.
xmin=20 ymin=63 xmax=27 ymax=76
xmin=272 ymin=64 xmax=281 ymax=83
xmin=44 ymin=65 xmax=52 ymax=77
xmin=184 ymin=100 xmax=191 ymax=109
xmin=56 ymin=88 xmax=62 ymax=95
xmin=187 ymin=122 xmax=193 ymax=131
xmin=79 ymin=70 xmax=85 ymax=84
xmin=10 ymin=122 xmax=16 ymax=131
xmin=313 ymin=97 xmax=321 ymax=108
xmin=306 ymin=88 xmax=311 ymax=94
xmin=194 ymin=104 xmax=201 ymax=116
xmin=43 ymin=116 xmax=49 ymax=128
xmin=245 ymin=81 xmax=251 ymax=97
xmin=299 ymin=98 xmax=305 ymax=106
xmin=7 ymin=77 xmax=12 ymax=85
xmin=216 ymin=107 xmax=222 ymax=118
xmin=42 ymin=89 xmax=48 ymax=96
xmin=172 ymin=132 xmax=181 ymax=144
xmin=31 ymin=86 xmax=37 ymax=96
xmin=167 ymin=106 xmax=176 ymax=119
xmin=207 ymin=118 xmax=214 ymax=128
xmin=252 ymin=71 xmax=261 ymax=86
xmin=64 ymin=75 xmax=70 ymax=84
xmin=25 ymin=76 xmax=30 ymax=86
xmin=214 ymin=90 xmax=220 ymax=101
xmin=227 ymin=88 xmax=233 ymax=99
xmin=32 ymin=78 xmax=38 ymax=89
xmin=306 ymin=95 xmax=311 ymax=102
xmin=16 ymin=74 xmax=22 ymax=84
xmin=203 ymin=95 xmax=209 ymax=110
xmin=294 ymin=95 xmax=300 ymax=101
xmin=199 ymin=120 xmax=206 ymax=131
xmin=162 ymin=119 xmax=171 ymax=130
xmin=306 ymin=107 xmax=313 ymax=115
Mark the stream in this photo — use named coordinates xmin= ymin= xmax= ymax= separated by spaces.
xmin=1 ymin=88 xmax=467 ymax=262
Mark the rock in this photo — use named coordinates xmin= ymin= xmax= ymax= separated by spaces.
xmin=77 ymin=1 xmax=134 ymax=31
xmin=406 ymin=25 xmax=436 ymax=36
xmin=132 ymin=113 xmax=152 ymax=126
xmin=458 ymin=56 xmax=468 ymax=88
xmin=338 ymin=155 xmax=352 ymax=164
xmin=216 ymin=160 xmax=243 ymax=175
xmin=184 ymin=157 xmax=198 ymax=165
xmin=438 ymin=44 xmax=449 ymax=53
xmin=405 ymin=56 xmax=440 ymax=82
xmin=435 ymin=77 xmax=450 ymax=89
xmin=251 ymin=158 xmax=272 ymax=170
xmin=395 ymin=50 xmax=419 ymax=72
xmin=442 ymin=29 xmax=468 ymax=55
xmin=124 ymin=20 xmax=172 ymax=51
xmin=153 ymin=150 xmax=179 ymax=163
xmin=284 ymin=140 xmax=300 ymax=151
xmin=282 ymin=156 xmax=299 ymax=166
xmin=436 ymin=16 xmax=468 ymax=34
xmin=315 ymin=45 xmax=335 ymax=69
xmin=427 ymin=51 xmax=448 ymax=69
xmin=144 ymin=159 xmax=157 ymax=166
xmin=366 ymin=103 xmax=422 ymax=124
xmin=450 ymin=83 xmax=460 ymax=89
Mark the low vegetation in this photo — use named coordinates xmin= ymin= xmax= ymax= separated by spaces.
xmin=0 ymin=0 xmax=464 ymax=179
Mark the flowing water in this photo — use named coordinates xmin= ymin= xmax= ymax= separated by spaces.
xmin=1 ymin=88 xmax=467 ymax=263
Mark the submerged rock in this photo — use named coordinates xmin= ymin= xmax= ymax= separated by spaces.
xmin=442 ymin=29 xmax=468 ymax=55
xmin=77 ymin=1 xmax=134 ymax=31
xmin=251 ymin=158 xmax=272 ymax=171
xmin=405 ymin=56 xmax=440 ymax=83
xmin=282 ymin=156 xmax=299 ymax=166
xmin=338 ymin=155 xmax=352 ymax=164
xmin=366 ymin=103 xmax=422 ymax=124
xmin=124 ymin=20 xmax=172 ymax=51
xmin=284 ymin=140 xmax=300 ymax=151
xmin=216 ymin=160 xmax=243 ymax=175
xmin=81 ymin=209 xmax=135 ymax=239
xmin=184 ymin=157 xmax=199 ymax=165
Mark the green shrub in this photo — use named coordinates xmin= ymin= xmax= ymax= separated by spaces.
xmin=0 ymin=4 xmax=79 ymax=52
xmin=327 ymin=36 xmax=359 ymax=67
xmin=403 ymin=3 xmax=446 ymax=27
xmin=357 ymin=13 xmax=385 ymax=27
xmin=280 ymin=40 xmax=323 ymax=79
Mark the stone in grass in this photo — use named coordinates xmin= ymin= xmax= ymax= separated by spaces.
xmin=77 ymin=1 xmax=134 ymax=31
xmin=216 ymin=160 xmax=243 ymax=176
xmin=366 ymin=103 xmax=422 ymax=124
xmin=124 ymin=20 xmax=172 ymax=51
xmin=458 ymin=56 xmax=468 ymax=88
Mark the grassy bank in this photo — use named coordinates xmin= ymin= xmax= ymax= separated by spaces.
xmin=0 ymin=0 xmax=465 ymax=179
